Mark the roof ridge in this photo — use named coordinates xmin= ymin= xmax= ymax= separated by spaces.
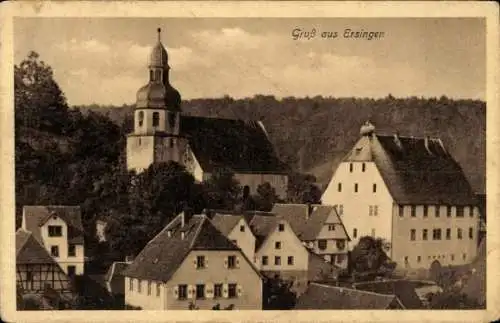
xmin=376 ymin=133 xmax=443 ymax=140
xmin=189 ymin=214 xmax=208 ymax=250
xmin=312 ymin=282 xmax=396 ymax=299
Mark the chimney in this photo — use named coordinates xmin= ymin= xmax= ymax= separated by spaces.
xmin=306 ymin=204 xmax=313 ymax=220
xmin=182 ymin=206 xmax=194 ymax=227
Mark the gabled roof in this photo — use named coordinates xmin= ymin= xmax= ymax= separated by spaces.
xmin=210 ymin=213 xmax=245 ymax=236
xmin=16 ymin=229 xmax=58 ymax=265
xmin=271 ymin=204 xmax=350 ymax=241
xmin=23 ymin=206 xmax=84 ymax=244
xmin=247 ymin=213 xmax=281 ymax=251
xmin=122 ymin=213 xmax=242 ymax=282
xmin=295 ymin=282 xmax=404 ymax=310
xmin=307 ymin=251 xmax=341 ymax=281
xmin=343 ymin=133 xmax=477 ymax=205
xmin=179 ymin=116 xmax=289 ymax=174
xmin=353 ymin=280 xmax=423 ymax=309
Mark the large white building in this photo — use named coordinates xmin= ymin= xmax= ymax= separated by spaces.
xmin=321 ymin=122 xmax=480 ymax=270
xmin=126 ymin=28 xmax=289 ymax=198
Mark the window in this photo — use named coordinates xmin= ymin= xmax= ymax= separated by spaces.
xmin=463 ymin=253 xmax=467 ymax=260
xmin=138 ymin=280 xmax=142 ymax=293
xmin=417 ymin=256 xmax=421 ymax=263
xmin=68 ymin=244 xmax=76 ymax=257
xmin=156 ymin=283 xmax=161 ymax=297
xmin=353 ymin=228 xmax=358 ymax=238
xmin=168 ymin=112 xmax=177 ymax=129
xmin=457 ymin=228 xmax=463 ymax=240
xmin=373 ymin=183 xmax=377 ymax=193
xmin=435 ymin=206 xmax=440 ymax=217
xmin=318 ymin=239 xmax=327 ymax=250
xmin=469 ymin=207 xmax=474 ymax=217
xmin=446 ymin=228 xmax=451 ymax=240
xmin=152 ymin=112 xmax=160 ymax=127
xmin=423 ymin=205 xmax=428 ymax=218
xmin=178 ymin=284 xmax=187 ymax=300
xmin=469 ymin=227 xmax=474 ymax=239
xmin=169 ymin=139 xmax=174 ymax=148
xmin=369 ymin=206 xmax=373 ymax=216
xmin=48 ymin=225 xmax=62 ymax=237
xmin=227 ymin=255 xmax=236 ymax=269
xmin=67 ymin=265 xmax=76 ymax=277
xmin=447 ymin=206 xmax=452 ymax=217
xmin=196 ymin=284 xmax=205 ymax=299
xmin=349 ymin=163 xmax=353 ymax=172
xmin=129 ymin=278 xmax=133 ymax=291
xmin=337 ymin=254 xmax=345 ymax=264
xmin=362 ymin=163 xmax=366 ymax=172
xmin=214 ymin=284 xmax=223 ymax=298
xmin=262 ymin=256 xmax=268 ymax=265
xmin=338 ymin=183 xmax=342 ymax=192
xmin=50 ymin=246 xmax=59 ymax=257
xmin=411 ymin=206 xmax=416 ymax=217
xmin=275 ymin=241 xmax=282 ymax=249
xmin=451 ymin=254 xmax=455 ymax=261
xmin=149 ymin=70 xmax=154 ymax=81
xmin=423 ymin=229 xmax=428 ymax=240
xmin=196 ymin=255 xmax=206 ymax=269
xmin=404 ymin=256 xmax=409 ymax=264
xmin=240 ymin=225 xmax=245 ymax=232
xmin=456 ymin=206 xmax=464 ymax=217
xmin=432 ymin=229 xmax=442 ymax=240
xmin=399 ymin=205 xmax=404 ymax=217
xmin=288 ymin=256 xmax=294 ymax=265
xmin=228 ymin=284 xmax=237 ymax=298
xmin=328 ymin=224 xmax=335 ymax=231
xmin=336 ymin=240 xmax=346 ymax=250
xmin=338 ymin=204 xmax=344 ymax=215
xmin=278 ymin=223 xmax=285 ymax=232
xmin=374 ymin=205 xmax=378 ymax=216
xmin=354 ymin=183 xmax=358 ymax=193
xmin=275 ymin=256 xmax=281 ymax=265
xmin=147 ymin=281 xmax=152 ymax=295
xmin=410 ymin=229 xmax=416 ymax=241
xmin=138 ymin=111 xmax=144 ymax=127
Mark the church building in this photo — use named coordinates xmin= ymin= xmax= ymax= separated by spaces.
xmin=126 ymin=28 xmax=289 ymax=198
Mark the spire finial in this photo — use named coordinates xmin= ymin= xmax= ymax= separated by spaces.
xmin=157 ymin=27 xmax=161 ymax=42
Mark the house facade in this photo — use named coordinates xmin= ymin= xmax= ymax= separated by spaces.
xmin=321 ymin=122 xmax=479 ymax=270
xmin=126 ymin=28 xmax=289 ymax=198
xmin=16 ymin=229 xmax=73 ymax=296
xmin=210 ymin=212 xmax=256 ymax=262
xmin=122 ymin=212 xmax=263 ymax=310
xmin=271 ymin=204 xmax=350 ymax=268
xmin=22 ymin=206 xmax=85 ymax=276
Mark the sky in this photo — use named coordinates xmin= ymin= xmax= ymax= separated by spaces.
xmin=14 ymin=17 xmax=486 ymax=106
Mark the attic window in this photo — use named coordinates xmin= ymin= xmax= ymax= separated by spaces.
xmin=278 ymin=223 xmax=285 ymax=232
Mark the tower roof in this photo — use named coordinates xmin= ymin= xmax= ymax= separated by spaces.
xmin=149 ymin=28 xmax=168 ymax=68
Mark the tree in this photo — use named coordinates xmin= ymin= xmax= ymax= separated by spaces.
xmin=203 ymin=167 xmax=241 ymax=210
xmin=262 ymin=275 xmax=297 ymax=310
xmin=15 ymin=51 xmax=68 ymax=133
xmin=349 ymin=236 xmax=396 ymax=280
xmin=253 ymin=182 xmax=279 ymax=211
xmin=428 ymin=291 xmax=481 ymax=309
xmin=105 ymin=162 xmax=197 ymax=260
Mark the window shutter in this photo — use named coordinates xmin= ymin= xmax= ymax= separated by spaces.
xmin=206 ymin=282 xmax=214 ymax=299
xmin=223 ymin=283 xmax=229 ymax=298
xmin=223 ymin=257 xmax=228 ymax=269
xmin=205 ymin=258 xmax=208 ymax=268
xmin=193 ymin=257 xmax=197 ymax=268
xmin=187 ymin=285 xmax=194 ymax=299
xmin=173 ymin=285 xmax=179 ymax=299
xmin=237 ymin=284 xmax=243 ymax=297
xmin=236 ymin=256 xmax=240 ymax=268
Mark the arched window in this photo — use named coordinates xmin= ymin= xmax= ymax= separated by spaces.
xmin=138 ymin=111 xmax=144 ymax=127
xmin=152 ymin=112 xmax=160 ymax=127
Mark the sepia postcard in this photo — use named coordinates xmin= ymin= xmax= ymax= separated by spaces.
xmin=1 ymin=1 xmax=499 ymax=322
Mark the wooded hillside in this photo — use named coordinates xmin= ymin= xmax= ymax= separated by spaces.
xmin=77 ymin=95 xmax=486 ymax=193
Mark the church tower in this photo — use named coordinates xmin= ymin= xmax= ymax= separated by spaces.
xmin=126 ymin=28 xmax=189 ymax=173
